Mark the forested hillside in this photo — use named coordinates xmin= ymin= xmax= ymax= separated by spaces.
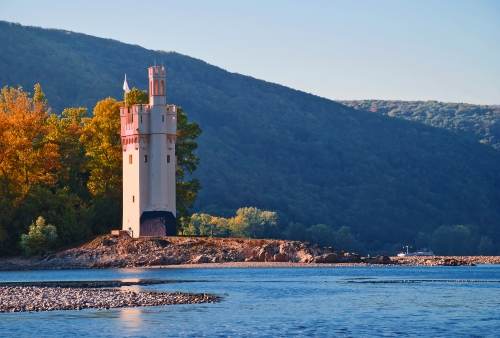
xmin=339 ymin=100 xmax=500 ymax=150
xmin=1 ymin=21 xmax=500 ymax=255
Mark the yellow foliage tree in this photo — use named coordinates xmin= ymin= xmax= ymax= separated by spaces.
xmin=81 ymin=97 xmax=122 ymax=198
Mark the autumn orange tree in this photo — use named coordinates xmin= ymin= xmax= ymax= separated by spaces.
xmin=0 ymin=85 xmax=59 ymax=250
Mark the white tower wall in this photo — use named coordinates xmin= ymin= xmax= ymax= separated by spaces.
xmin=121 ymin=66 xmax=177 ymax=237
xmin=166 ymin=105 xmax=177 ymax=214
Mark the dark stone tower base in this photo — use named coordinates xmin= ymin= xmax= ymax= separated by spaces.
xmin=139 ymin=211 xmax=177 ymax=236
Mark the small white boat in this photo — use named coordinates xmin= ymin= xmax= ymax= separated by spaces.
xmin=397 ymin=247 xmax=434 ymax=257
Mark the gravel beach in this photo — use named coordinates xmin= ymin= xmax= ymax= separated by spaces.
xmin=0 ymin=286 xmax=219 ymax=313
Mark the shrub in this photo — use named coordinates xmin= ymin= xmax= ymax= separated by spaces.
xmin=20 ymin=216 xmax=58 ymax=256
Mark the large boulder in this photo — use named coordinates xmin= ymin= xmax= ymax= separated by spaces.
xmin=311 ymin=253 xmax=340 ymax=263
xmin=252 ymin=244 xmax=281 ymax=262
xmin=238 ymin=247 xmax=254 ymax=260
xmin=190 ymin=255 xmax=211 ymax=264
xmin=273 ymin=253 xmax=287 ymax=262
xmin=299 ymin=254 xmax=314 ymax=263
xmin=361 ymin=255 xmax=393 ymax=264
xmin=340 ymin=252 xmax=361 ymax=263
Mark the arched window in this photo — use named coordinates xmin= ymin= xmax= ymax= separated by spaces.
xmin=154 ymin=80 xmax=159 ymax=95
xmin=150 ymin=81 xmax=153 ymax=95
xmin=161 ymin=80 xmax=165 ymax=95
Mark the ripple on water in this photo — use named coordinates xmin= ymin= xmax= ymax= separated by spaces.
xmin=1 ymin=266 xmax=500 ymax=337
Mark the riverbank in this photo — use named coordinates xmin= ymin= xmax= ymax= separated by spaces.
xmin=1 ymin=235 xmax=499 ymax=270
xmin=0 ymin=235 xmax=380 ymax=270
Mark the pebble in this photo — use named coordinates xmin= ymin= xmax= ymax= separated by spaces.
xmin=0 ymin=286 xmax=219 ymax=313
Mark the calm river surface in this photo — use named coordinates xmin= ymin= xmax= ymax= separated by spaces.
xmin=1 ymin=266 xmax=500 ymax=337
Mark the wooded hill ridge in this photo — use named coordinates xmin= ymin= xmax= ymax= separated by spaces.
xmin=339 ymin=100 xmax=500 ymax=151
xmin=1 ymin=21 xmax=500 ymax=255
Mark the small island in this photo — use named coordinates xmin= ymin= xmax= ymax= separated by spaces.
xmin=3 ymin=234 xmax=498 ymax=271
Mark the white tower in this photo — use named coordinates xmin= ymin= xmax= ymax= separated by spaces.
xmin=120 ymin=66 xmax=177 ymax=237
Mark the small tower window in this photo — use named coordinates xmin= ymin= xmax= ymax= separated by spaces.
xmin=144 ymin=155 xmax=148 ymax=163
xmin=140 ymin=115 xmax=143 ymax=123
xmin=167 ymin=155 xmax=170 ymax=163
xmin=129 ymin=154 xmax=132 ymax=164
xmin=161 ymin=80 xmax=165 ymax=95
xmin=162 ymin=115 xmax=164 ymax=122
xmin=155 ymin=80 xmax=159 ymax=95
xmin=150 ymin=81 xmax=152 ymax=95
xmin=132 ymin=196 xmax=135 ymax=202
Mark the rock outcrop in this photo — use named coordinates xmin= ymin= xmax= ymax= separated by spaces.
xmin=0 ymin=236 xmax=385 ymax=270
xmin=3 ymin=235 xmax=494 ymax=270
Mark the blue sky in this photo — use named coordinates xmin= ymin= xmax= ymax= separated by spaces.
xmin=2 ymin=0 xmax=499 ymax=104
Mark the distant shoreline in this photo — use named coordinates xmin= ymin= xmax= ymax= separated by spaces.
xmin=2 ymin=257 xmax=499 ymax=271
xmin=133 ymin=258 xmax=500 ymax=269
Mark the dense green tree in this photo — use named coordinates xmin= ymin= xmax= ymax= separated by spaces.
xmin=46 ymin=107 xmax=90 ymax=196
xmin=284 ymin=222 xmax=308 ymax=242
xmin=415 ymin=232 xmax=432 ymax=250
xmin=185 ymin=213 xmax=214 ymax=236
xmin=337 ymin=226 xmax=365 ymax=254
xmin=308 ymin=224 xmax=337 ymax=247
xmin=478 ymin=236 xmax=494 ymax=255
xmin=229 ymin=207 xmax=278 ymax=238
xmin=187 ymin=207 xmax=278 ymax=239
xmin=175 ymin=107 xmax=202 ymax=230
xmin=432 ymin=225 xmax=478 ymax=255
xmin=20 ymin=216 xmax=58 ymax=256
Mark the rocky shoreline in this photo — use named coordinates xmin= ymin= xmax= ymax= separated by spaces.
xmin=0 ymin=286 xmax=219 ymax=313
xmin=1 ymin=235 xmax=500 ymax=271
xmin=390 ymin=255 xmax=500 ymax=266
xmin=0 ymin=235 xmax=388 ymax=270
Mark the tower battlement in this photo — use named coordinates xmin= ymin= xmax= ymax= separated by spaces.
xmin=148 ymin=66 xmax=166 ymax=77
xmin=120 ymin=104 xmax=150 ymax=116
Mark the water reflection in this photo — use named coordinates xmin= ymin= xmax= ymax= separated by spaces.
xmin=119 ymin=307 xmax=143 ymax=331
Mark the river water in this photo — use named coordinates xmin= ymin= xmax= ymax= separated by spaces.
xmin=1 ymin=266 xmax=500 ymax=337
